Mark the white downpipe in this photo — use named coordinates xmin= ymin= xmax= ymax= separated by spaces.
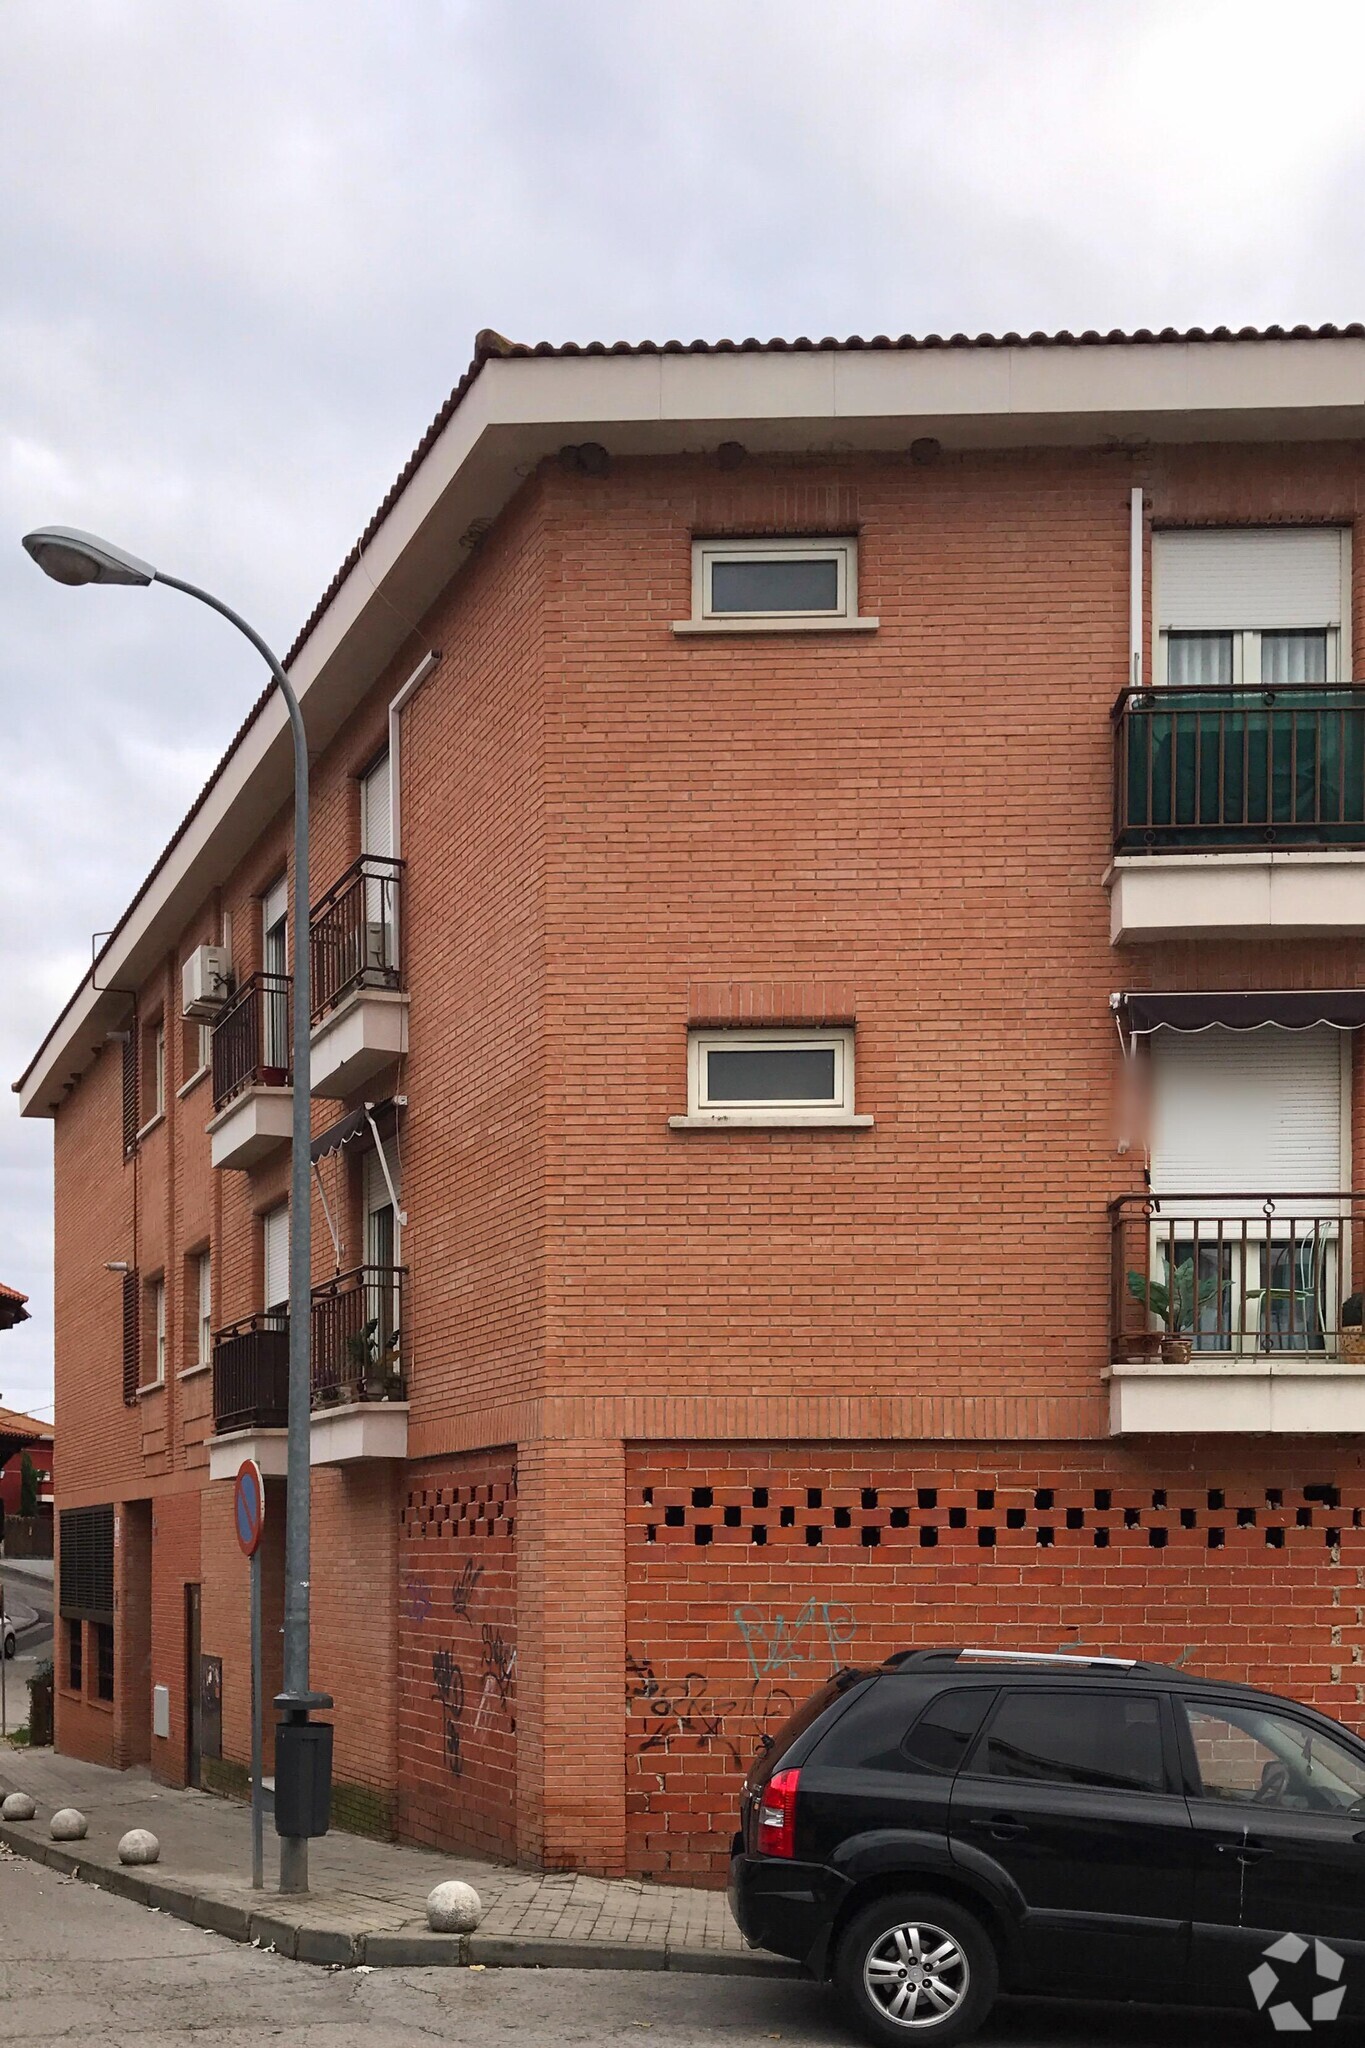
xmin=1129 ymin=485 xmax=1144 ymax=690
xmin=387 ymin=650 xmax=441 ymax=859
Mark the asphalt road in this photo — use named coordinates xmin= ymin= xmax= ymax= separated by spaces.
xmin=0 ymin=1558 xmax=53 ymax=1737
xmin=0 ymin=1852 xmax=1268 ymax=2047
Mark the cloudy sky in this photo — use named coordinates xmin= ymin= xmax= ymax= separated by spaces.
xmin=4 ymin=0 xmax=1365 ymax=1419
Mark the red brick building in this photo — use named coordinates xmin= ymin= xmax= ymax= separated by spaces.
xmin=19 ymin=324 xmax=1365 ymax=1878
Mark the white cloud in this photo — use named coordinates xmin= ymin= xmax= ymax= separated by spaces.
xmin=4 ymin=0 xmax=1364 ymax=1419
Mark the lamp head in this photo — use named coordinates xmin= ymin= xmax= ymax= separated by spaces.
xmin=22 ymin=527 xmax=155 ymax=588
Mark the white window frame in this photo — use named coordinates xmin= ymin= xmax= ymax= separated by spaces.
xmin=154 ymin=1017 xmax=165 ymax=1118
xmin=1157 ymin=626 xmax=1342 ymax=690
xmin=150 ymin=1277 xmax=166 ymax=1387
xmin=197 ymin=1250 xmax=212 ymax=1367
xmin=670 ymin=1027 xmax=872 ymax=1129
xmin=674 ymin=536 xmax=877 ymax=635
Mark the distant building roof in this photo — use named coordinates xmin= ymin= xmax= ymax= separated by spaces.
xmin=0 ymin=1283 xmax=29 ymax=1331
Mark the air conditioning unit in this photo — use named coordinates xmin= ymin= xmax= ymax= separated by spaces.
xmin=364 ymin=922 xmax=393 ymax=973
xmin=182 ymin=945 xmax=233 ymax=1019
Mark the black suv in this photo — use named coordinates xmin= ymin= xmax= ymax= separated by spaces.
xmin=730 ymin=1647 xmax=1365 ymax=2043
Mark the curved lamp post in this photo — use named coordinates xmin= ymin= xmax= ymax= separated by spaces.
xmin=22 ymin=526 xmax=328 ymax=1894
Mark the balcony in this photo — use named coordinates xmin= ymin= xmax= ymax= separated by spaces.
xmin=208 ymin=1314 xmax=290 ymax=1480
xmin=1107 ymin=684 xmax=1365 ymax=942
xmin=309 ymin=1263 xmax=409 ymax=1463
xmin=309 ymin=856 xmax=408 ymax=1098
xmin=1109 ymin=1192 xmax=1365 ymax=1432
xmin=206 ymin=971 xmax=293 ymax=1170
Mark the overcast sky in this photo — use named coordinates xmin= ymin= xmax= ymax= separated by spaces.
xmin=4 ymin=0 xmax=1365 ymax=1420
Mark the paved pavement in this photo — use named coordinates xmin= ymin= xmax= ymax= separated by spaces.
xmin=0 ymin=1849 xmax=1261 ymax=2047
xmin=0 ymin=1746 xmax=754 ymax=1969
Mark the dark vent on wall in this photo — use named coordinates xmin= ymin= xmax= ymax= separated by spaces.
xmin=59 ymin=1505 xmax=114 ymax=1623
xmin=122 ymin=1031 xmax=138 ymax=1154
xmin=121 ymin=1271 xmax=140 ymax=1407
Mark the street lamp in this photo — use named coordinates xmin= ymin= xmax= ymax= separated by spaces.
xmin=22 ymin=524 xmax=330 ymax=1894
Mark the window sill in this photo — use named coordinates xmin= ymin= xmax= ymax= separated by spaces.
xmin=667 ymin=1113 xmax=874 ymax=1130
xmin=137 ymin=1379 xmax=166 ymax=1400
xmin=135 ymin=1112 xmax=166 ymax=1142
xmin=177 ymin=1065 xmax=210 ymax=1102
xmin=671 ymin=615 xmax=879 ymax=637
xmin=177 ymin=1362 xmax=212 ymax=1381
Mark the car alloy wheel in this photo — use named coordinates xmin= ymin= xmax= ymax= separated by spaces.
xmin=863 ymin=1919 xmax=969 ymax=2028
xmin=3 ymin=1633 xmax=14 ymax=1659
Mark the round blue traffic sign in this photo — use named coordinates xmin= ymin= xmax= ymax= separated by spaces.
xmin=234 ymin=1459 xmax=265 ymax=1558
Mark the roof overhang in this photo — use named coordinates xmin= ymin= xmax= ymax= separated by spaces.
xmin=21 ymin=330 xmax=1365 ymax=1116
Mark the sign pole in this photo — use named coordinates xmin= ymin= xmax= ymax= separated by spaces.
xmin=1 ymin=1574 xmax=7 ymax=1740
xmin=233 ymin=1460 xmax=266 ymax=1891
xmin=250 ymin=1545 xmax=263 ymax=1889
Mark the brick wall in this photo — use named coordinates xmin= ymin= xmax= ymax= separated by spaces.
xmin=626 ymin=1440 xmax=1365 ymax=1882
xmin=397 ymin=1449 xmax=517 ymax=1858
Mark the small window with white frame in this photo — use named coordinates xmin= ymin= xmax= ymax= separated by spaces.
xmin=677 ymin=1027 xmax=866 ymax=1126
xmin=676 ymin=536 xmax=873 ymax=634
xmin=196 ymin=1249 xmax=212 ymax=1368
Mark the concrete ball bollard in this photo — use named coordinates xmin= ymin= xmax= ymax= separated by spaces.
xmin=117 ymin=1828 xmax=160 ymax=1865
xmin=426 ymin=1880 xmax=484 ymax=1933
xmin=1 ymin=1792 xmax=36 ymax=1821
xmin=50 ymin=1808 xmax=88 ymax=1841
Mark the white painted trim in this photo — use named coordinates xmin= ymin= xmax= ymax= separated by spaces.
xmin=134 ymin=1111 xmax=165 ymax=1143
xmin=136 ymin=1377 xmax=166 ymax=1399
xmin=176 ymin=1361 xmax=212 ymax=1381
xmin=668 ymin=1113 xmax=874 ymax=1130
xmin=690 ymin=535 xmax=856 ymax=625
xmin=176 ymin=1065 xmax=210 ymax=1102
xmin=683 ymin=1026 xmax=859 ymax=1124
xmin=672 ymin=616 xmax=879 ymax=636
xmin=1129 ymin=486 xmax=1144 ymax=690
xmin=388 ymin=650 xmax=441 ymax=861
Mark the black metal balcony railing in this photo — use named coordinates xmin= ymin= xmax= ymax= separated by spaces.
xmin=310 ymin=1264 xmax=407 ymax=1405
xmin=211 ymin=1313 xmax=289 ymax=1433
xmin=1113 ymin=683 xmax=1365 ymax=852
xmin=1111 ymin=1192 xmax=1365 ymax=1363
xmin=211 ymin=970 xmax=292 ymax=1110
xmin=309 ymin=856 xmax=404 ymax=1022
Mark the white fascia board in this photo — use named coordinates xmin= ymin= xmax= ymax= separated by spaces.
xmin=20 ymin=337 xmax=1365 ymax=1115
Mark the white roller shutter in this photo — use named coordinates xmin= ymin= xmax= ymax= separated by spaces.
xmin=1151 ymin=1026 xmax=1344 ymax=1197
xmin=361 ymin=752 xmax=392 ymax=859
xmin=1155 ymin=528 xmax=1344 ymax=631
xmin=263 ymin=1203 xmax=290 ymax=1313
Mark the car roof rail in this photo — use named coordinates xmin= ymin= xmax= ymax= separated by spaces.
xmin=881 ymin=1646 xmax=1160 ymax=1673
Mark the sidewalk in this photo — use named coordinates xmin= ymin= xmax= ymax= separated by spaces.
xmin=0 ymin=1747 xmax=787 ymax=1975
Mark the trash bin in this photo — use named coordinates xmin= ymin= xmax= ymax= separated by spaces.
xmin=27 ymin=1665 xmax=53 ymax=1747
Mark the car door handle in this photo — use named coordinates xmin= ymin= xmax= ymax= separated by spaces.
xmin=969 ymin=1814 xmax=1029 ymax=1840
xmin=1215 ymin=1841 xmax=1270 ymax=1861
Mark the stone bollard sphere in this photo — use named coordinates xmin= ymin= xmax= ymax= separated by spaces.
xmin=117 ymin=1828 xmax=160 ymax=1865
xmin=50 ymin=1808 xmax=88 ymax=1841
xmin=426 ymin=1880 xmax=483 ymax=1933
xmin=2 ymin=1792 xmax=36 ymax=1821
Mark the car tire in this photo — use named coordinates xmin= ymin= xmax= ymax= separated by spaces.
xmin=837 ymin=1891 xmax=998 ymax=2048
xmin=3 ymin=1633 xmax=14 ymax=1660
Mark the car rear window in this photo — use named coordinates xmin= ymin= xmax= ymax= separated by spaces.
xmin=903 ymin=1688 xmax=996 ymax=1773
xmin=748 ymin=1673 xmax=864 ymax=1783
xmin=974 ymin=1689 xmax=1167 ymax=1794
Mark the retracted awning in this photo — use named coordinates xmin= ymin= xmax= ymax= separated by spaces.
xmin=310 ymin=1097 xmax=395 ymax=1162
xmin=1114 ymin=990 xmax=1365 ymax=1036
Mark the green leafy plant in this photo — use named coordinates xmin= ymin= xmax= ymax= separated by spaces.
xmin=1126 ymin=1259 xmax=1219 ymax=1335
xmin=344 ymin=1318 xmax=402 ymax=1381
xmin=18 ymin=1451 xmax=39 ymax=1519
xmin=1342 ymin=1293 xmax=1363 ymax=1330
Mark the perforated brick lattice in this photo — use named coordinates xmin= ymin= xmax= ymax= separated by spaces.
xmin=401 ymin=1476 xmax=516 ymax=1544
xmin=639 ymin=1477 xmax=1351 ymax=1552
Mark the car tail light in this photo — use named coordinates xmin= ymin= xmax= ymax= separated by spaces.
xmin=756 ymin=1767 xmax=800 ymax=1858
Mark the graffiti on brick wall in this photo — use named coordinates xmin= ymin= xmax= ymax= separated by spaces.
xmin=478 ymin=1624 xmax=516 ymax=1732
xmin=626 ymin=1649 xmax=800 ymax=1771
xmin=432 ymin=1646 xmax=465 ymax=1776
xmin=734 ymin=1599 xmax=855 ymax=1679
xmin=401 ymin=1577 xmax=433 ymax=1624
xmin=452 ymin=1559 xmax=483 ymax=1619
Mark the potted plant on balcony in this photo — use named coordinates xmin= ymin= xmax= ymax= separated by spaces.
xmin=1341 ymin=1293 xmax=1365 ymax=1364
xmin=345 ymin=1319 xmax=403 ymax=1401
xmin=1126 ymin=1259 xmax=1217 ymax=1365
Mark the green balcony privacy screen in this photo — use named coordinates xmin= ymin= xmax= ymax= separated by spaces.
xmin=1118 ymin=688 xmax=1365 ymax=851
